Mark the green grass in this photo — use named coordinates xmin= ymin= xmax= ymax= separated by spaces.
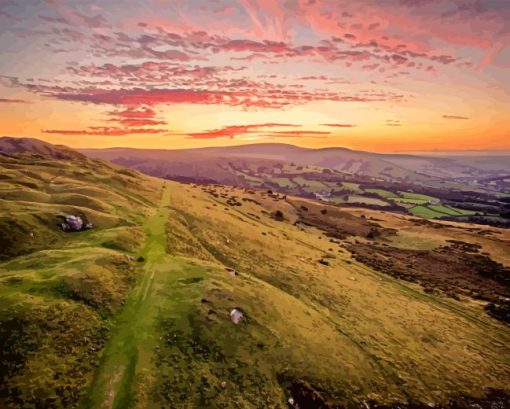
xmin=365 ymin=188 xmax=398 ymax=198
xmin=2 ymin=152 xmax=510 ymax=408
xmin=399 ymin=191 xmax=439 ymax=202
xmin=347 ymin=195 xmax=390 ymax=206
xmin=409 ymin=204 xmax=478 ymax=219
xmin=330 ymin=194 xmax=390 ymax=206
xmin=385 ymin=233 xmax=442 ymax=251
xmin=270 ymin=177 xmax=296 ymax=188
xmin=436 ymin=205 xmax=477 ymax=216
xmin=292 ymin=177 xmax=329 ymax=191
xmin=235 ymin=171 xmax=264 ymax=185
xmin=393 ymin=197 xmax=429 ymax=205
xmin=156 ymin=182 xmax=510 ymax=407
xmin=429 ymin=205 xmax=464 ymax=216
xmin=409 ymin=205 xmax=448 ymax=218
xmin=328 ymin=196 xmax=347 ymax=204
xmin=0 ymin=153 xmax=163 ymax=408
xmin=495 ymin=192 xmax=510 ymax=199
xmin=390 ymin=191 xmax=440 ymax=207
xmin=341 ymin=182 xmax=363 ymax=193
xmin=84 ymin=185 xmax=212 ymax=409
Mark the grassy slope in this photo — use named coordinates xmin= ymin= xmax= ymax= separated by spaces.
xmin=128 ymin=182 xmax=509 ymax=408
xmin=0 ymin=153 xmax=163 ymax=407
xmin=84 ymin=185 xmax=218 ymax=409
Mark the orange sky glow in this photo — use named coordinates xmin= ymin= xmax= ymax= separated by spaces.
xmin=0 ymin=0 xmax=509 ymax=152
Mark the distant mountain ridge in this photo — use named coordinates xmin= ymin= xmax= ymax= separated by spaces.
xmin=1 ymin=137 xmax=509 ymax=187
xmin=80 ymin=142 xmax=510 ymax=186
xmin=80 ymin=143 xmax=413 ymax=178
xmin=0 ymin=136 xmax=85 ymax=160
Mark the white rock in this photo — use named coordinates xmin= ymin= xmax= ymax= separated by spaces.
xmin=230 ymin=308 xmax=244 ymax=324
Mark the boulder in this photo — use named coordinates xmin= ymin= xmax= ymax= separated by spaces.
xmin=58 ymin=214 xmax=93 ymax=232
xmin=229 ymin=308 xmax=244 ymax=324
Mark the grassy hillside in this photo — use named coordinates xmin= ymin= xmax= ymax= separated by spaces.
xmin=81 ymin=144 xmax=510 ymax=228
xmin=81 ymin=143 xmax=510 ymax=190
xmin=0 ymin=148 xmax=163 ymax=407
xmin=131 ymin=182 xmax=509 ymax=408
xmin=1 ymin=139 xmax=509 ymax=408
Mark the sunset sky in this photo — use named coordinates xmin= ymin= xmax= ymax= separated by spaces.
xmin=0 ymin=0 xmax=509 ymax=152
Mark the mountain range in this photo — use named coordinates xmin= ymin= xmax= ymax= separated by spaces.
xmin=81 ymin=142 xmax=510 ymax=186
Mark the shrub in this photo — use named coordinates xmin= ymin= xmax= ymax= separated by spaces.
xmin=273 ymin=210 xmax=284 ymax=221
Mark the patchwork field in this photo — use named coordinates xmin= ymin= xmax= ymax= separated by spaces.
xmin=409 ymin=205 xmax=478 ymax=219
xmin=82 ymin=143 xmax=510 ymax=227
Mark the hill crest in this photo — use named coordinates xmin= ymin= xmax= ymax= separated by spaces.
xmin=0 ymin=136 xmax=85 ymax=160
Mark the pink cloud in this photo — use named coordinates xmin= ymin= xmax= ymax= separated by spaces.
xmin=41 ymin=2 xmax=107 ymax=29
xmin=2 ymin=0 xmax=505 ymax=133
xmin=386 ymin=119 xmax=402 ymax=127
xmin=114 ymin=118 xmax=167 ymax=127
xmin=267 ymin=130 xmax=331 ymax=136
xmin=213 ymin=5 xmax=236 ymax=16
xmin=442 ymin=114 xmax=469 ymax=120
xmin=109 ymin=107 xmax=157 ymax=119
xmin=0 ymin=98 xmax=31 ymax=103
xmin=217 ymin=39 xmax=289 ymax=53
xmin=15 ymin=76 xmax=405 ymax=109
xmin=106 ymin=106 xmax=168 ymax=127
xmin=321 ymin=123 xmax=356 ymax=128
xmin=43 ymin=126 xmax=167 ymax=136
xmin=185 ymin=123 xmax=301 ymax=139
xmin=66 ymin=62 xmax=245 ymax=84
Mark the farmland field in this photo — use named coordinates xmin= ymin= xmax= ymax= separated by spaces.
xmin=409 ymin=205 xmax=449 ymax=218
xmin=399 ymin=192 xmax=439 ymax=202
xmin=393 ymin=197 xmax=429 ymax=205
xmin=330 ymin=194 xmax=390 ymax=206
xmin=341 ymin=182 xmax=363 ymax=193
xmin=365 ymin=188 xmax=399 ymax=198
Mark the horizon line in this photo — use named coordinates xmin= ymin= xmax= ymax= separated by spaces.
xmin=3 ymin=135 xmax=510 ymax=156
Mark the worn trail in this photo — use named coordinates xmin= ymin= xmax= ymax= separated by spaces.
xmin=84 ymin=184 xmax=206 ymax=409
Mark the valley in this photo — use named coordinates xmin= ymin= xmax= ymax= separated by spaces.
xmin=82 ymin=144 xmax=510 ymax=228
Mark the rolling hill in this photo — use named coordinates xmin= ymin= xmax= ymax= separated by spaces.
xmin=81 ymin=143 xmax=510 ymax=187
xmin=0 ymin=136 xmax=85 ymax=160
xmin=81 ymin=142 xmax=510 ymax=227
xmin=1 ymin=137 xmax=509 ymax=408
xmin=0 ymin=138 xmax=163 ymax=407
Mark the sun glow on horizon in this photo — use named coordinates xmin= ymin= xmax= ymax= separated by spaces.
xmin=0 ymin=0 xmax=509 ymax=152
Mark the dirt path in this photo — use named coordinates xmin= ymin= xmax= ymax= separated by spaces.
xmin=84 ymin=184 xmax=206 ymax=409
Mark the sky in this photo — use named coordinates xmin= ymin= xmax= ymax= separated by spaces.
xmin=0 ymin=0 xmax=509 ymax=152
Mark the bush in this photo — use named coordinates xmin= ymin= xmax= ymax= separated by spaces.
xmin=273 ymin=210 xmax=284 ymax=221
